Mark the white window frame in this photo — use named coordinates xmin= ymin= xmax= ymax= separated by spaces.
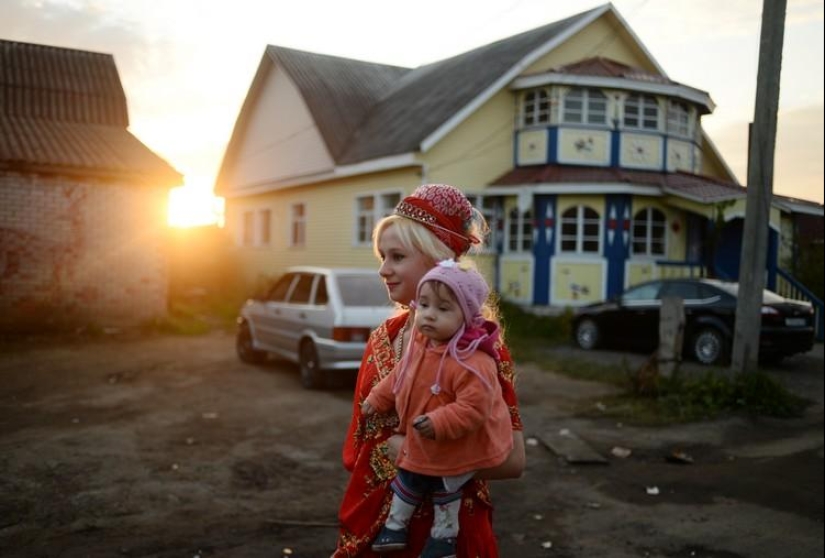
xmin=241 ymin=210 xmax=254 ymax=247
xmin=562 ymin=88 xmax=608 ymax=126
xmin=258 ymin=208 xmax=271 ymax=246
xmin=522 ymin=88 xmax=551 ymax=126
xmin=631 ymin=207 xmax=667 ymax=257
xmin=624 ymin=94 xmax=660 ymax=131
xmin=559 ymin=205 xmax=602 ymax=254
xmin=666 ymin=100 xmax=690 ymax=137
xmin=505 ymin=204 xmax=534 ymax=254
xmin=466 ymin=194 xmax=502 ymax=253
xmin=290 ymin=203 xmax=306 ymax=248
xmin=354 ymin=190 xmax=402 ymax=245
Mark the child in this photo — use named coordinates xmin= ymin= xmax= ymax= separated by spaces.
xmin=361 ymin=259 xmax=513 ymax=558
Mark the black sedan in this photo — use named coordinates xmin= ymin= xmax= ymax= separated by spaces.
xmin=572 ymin=278 xmax=815 ymax=366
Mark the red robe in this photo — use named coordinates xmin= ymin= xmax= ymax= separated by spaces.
xmin=332 ymin=313 xmax=523 ymax=557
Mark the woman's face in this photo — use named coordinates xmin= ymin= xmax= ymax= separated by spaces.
xmin=376 ymin=225 xmax=433 ymax=306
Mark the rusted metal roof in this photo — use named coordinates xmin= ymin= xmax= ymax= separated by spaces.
xmin=548 ymin=56 xmax=672 ymax=84
xmin=0 ymin=39 xmax=181 ymax=185
xmin=490 ymin=164 xmax=747 ymax=203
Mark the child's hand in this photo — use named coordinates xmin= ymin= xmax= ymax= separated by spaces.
xmin=361 ymin=401 xmax=375 ymax=415
xmin=412 ymin=415 xmax=435 ymax=439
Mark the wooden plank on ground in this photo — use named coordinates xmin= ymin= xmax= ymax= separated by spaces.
xmin=538 ymin=429 xmax=608 ymax=464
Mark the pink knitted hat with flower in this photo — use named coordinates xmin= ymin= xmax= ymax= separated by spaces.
xmin=417 ymin=259 xmax=489 ymax=328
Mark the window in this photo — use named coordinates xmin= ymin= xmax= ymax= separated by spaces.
xmin=632 ymin=207 xmax=666 ymax=256
xmin=560 ymin=205 xmax=601 ymax=254
xmin=621 ymin=281 xmax=661 ymax=302
xmin=562 ymin=88 xmax=608 ymax=125
xmin=507 ymin=206 xmax=533 ymax=253
xmin=355 ymin=191 xmax=402 ymax=244
xmin=259 ymin=209 xmax=271 ymax=246
xmin=267 ymin=274 xmax=295 ymax=302
xmin=242 ymin=211 xmax=254 ymax=246
xmin=624 ymin=94 xmax=659 ymax=130
xmin=666 ymin=100 xmax=690 ymax=136
xmin=467 ymin=195 xmax=502 ymax=252
xmin=291 ymin=203 xmax=306 ymax=247
xmin=289 ymin=273 xmax=315 ymax=304
xmin=523 ymin=89 xmax=551 ymax=126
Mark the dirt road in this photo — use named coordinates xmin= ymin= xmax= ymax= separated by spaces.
xmin=1 ymin=331 xmax=822 ymax=557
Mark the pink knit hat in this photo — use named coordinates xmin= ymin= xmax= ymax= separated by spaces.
xmin=417 ymin=259 xmax=489 ymax=328
xmin=395 ymin=260 xmax=496 ymax=395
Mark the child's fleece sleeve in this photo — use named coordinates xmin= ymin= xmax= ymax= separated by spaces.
xmin=365 ymin=371 xmax=396 ymax=413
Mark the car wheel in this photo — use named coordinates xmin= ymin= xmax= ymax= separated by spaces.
xmin=691 ymin=328 xmax=728 ymax=365
xmin=299 ymin=339 xmax=324 ymax=390
xmin=575 ymin=319 xmax=600 ymax=350
xmin=236 ymin=323 xmax=267 ymax=364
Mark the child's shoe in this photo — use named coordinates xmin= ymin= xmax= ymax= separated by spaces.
xmin=419 ymin=536 xmax=457 ymax=558
xmin=371 ymin=525 xmax=408 ymax=552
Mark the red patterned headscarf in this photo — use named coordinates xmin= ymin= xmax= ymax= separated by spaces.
xmin=394 ymin=184 xmax=480 ymax=257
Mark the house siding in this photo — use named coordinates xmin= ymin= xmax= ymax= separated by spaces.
xmin=228 ymin=169 xmax=424 ymax=284
xmin=0 ymin=172 xmax=169 ymax=328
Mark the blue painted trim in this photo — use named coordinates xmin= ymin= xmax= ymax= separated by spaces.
xmin=610 ymin=129 xmax=620 ymax=167
xmin=548 ymin=128 xmax=558 ymax=164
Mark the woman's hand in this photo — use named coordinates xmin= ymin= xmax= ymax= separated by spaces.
xmin=475 ymin=430 xmax=525 ymax=480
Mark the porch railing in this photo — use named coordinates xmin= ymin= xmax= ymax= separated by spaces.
xmin=653 ymin=261 xmax=823 ymax=342
xmin=776 ymin=268 xmax=824 ymax=342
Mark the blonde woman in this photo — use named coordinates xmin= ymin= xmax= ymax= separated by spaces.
xmin=332 ymin=184 xmax=525 ymax=558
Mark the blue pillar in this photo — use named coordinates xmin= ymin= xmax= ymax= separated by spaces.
xmin=532 ymin=195 xmax=556 ymax=305
xmin=604 ymin=194 xmax=632 ymax=298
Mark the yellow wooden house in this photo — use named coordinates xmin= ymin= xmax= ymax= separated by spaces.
xmin=215 ymin=3 xmax=823 ymax=322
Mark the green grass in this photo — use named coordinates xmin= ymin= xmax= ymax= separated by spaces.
xmin=500 ymin=300 xmax=811 ymax=424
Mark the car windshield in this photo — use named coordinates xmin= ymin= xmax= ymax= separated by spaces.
xmin=337 ymin=274 xmax=392 ymax=307
xmin=712 ymin=282 xmax=786 ymax=304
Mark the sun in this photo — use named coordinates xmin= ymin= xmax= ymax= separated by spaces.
xmin=167 ymin=182 xmax=225 ymax=228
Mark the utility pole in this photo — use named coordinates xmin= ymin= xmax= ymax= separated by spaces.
xmin=731 ymin=0 xmax=787 ymax=374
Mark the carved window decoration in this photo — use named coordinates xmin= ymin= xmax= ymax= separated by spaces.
xmin=624 ymin=94 xmax=659 ymax=130
xmin=632 ymin=207 xmax=666 ymax=256
xmin=560 ymin=205 xmax=601 ymax=254
xmin=523 ymin=89 xmax=551 ymax=126
xmin=562 ymin=88 xmax=608 ymax=125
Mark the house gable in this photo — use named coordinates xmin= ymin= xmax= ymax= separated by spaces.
xmin=220 ymin=64 xmax=336 ymax=195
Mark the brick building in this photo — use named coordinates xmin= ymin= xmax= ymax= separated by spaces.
xmin=0 ymin=39 xmax=182 ymax=331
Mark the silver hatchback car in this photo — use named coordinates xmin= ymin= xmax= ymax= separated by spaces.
xmin=236 ymin=266 xmax=395 ymax=389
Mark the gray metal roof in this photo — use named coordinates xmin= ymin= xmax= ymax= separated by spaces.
xmin=267 ymin=46 xmax=409 ymax=161
xmin=227 ymin=6 xmax=601 ymax=171
xmin=0 ymin=39 xmax=181 ymax=184
xmin=338 ymin=10 xmax=599 ymax=164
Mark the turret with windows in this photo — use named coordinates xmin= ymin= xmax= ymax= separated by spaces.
xmin=511 ymin=57 xmax=714 ymax=174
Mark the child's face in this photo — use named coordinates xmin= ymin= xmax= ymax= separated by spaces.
xmin=414 ymin=281 xmax=464 ymax=343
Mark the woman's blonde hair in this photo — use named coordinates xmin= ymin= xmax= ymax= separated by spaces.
xmin=373 ymin=214 xmax=503 ymax=332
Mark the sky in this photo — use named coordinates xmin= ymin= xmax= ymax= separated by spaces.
xmin=2 ymin=0 xmax=823 ymax=226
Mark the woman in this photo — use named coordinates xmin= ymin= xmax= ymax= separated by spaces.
xmin=332 ymin=184 xmax=525 ymax=557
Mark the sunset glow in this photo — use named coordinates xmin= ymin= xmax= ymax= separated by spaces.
xmin=167 ymin=185 xmax=225 ymax=228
